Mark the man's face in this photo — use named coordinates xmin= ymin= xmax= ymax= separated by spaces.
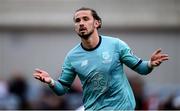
xmin=74 ymin=10 xmax=98 ymax=39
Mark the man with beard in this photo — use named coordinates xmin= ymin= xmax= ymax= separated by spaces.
xmin=33 ymin=7 xmax=169 ymax=110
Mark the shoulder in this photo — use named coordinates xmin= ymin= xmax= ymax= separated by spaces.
xmin=64 ymin=43 xmax=82 ymax=60
xmin=101 ymin=35 xmax=118 ymax=41
xmin=101 ymin=35 xmax=128 ymax=47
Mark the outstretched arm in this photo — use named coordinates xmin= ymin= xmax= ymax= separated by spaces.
xmin=33 ymin=68 xmax=68 ymax=96
xmin=149 ymin=48 xmax=169 ymax=68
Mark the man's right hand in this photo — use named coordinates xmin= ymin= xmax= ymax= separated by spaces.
xmin=33 ymin=68 xmax=52 ymax=85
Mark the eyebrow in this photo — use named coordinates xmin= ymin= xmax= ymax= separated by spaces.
xmin=74 ymin=15 xmax=89 ymax=20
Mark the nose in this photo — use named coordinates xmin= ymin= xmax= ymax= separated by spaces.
xmin=79 ymin=24 xmax=84 ymax=28
xmin=79 ymin=20 xmax=85 ymax=26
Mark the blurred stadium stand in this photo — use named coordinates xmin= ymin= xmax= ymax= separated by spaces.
xmin=0 ymin=0 xmax=180 ymax=110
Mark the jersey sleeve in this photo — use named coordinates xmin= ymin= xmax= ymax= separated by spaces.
xmin=117 ymin=39 xmax=153 ymax=75
xmin=49 ymin=55 xmax=76 ymax=95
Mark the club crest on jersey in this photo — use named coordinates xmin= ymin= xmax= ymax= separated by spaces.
xmin=102 ymin=51 xmax=112 ymax=63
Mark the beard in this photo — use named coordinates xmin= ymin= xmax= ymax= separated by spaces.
xmin=78 ymin=28 xmax=94 ymax=40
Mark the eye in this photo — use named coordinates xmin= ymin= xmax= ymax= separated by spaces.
xmin=75 ymin=18 xmax=80 ymax=23
xmin=83 ymin=17 xmax=89 ymax=21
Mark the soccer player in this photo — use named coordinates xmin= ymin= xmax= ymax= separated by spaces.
xmin=33 ymin=7 xmax=169 ymax=110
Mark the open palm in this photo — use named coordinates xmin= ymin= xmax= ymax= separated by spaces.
xmin=150 ymin=48 xmax=169 ymax=67
xmin=33 ymin=68 xmax=52 ymax=84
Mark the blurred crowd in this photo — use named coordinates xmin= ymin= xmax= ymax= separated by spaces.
xmin=0 ymin=70 xmax=83 ymax=110
xmin=129 ymin=76 xmax=180 ymax=110
xmin=0 ymin=71 xmax=179 ymax=110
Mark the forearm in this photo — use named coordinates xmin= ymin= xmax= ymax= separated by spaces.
xmin=49 ymin=80 xmax=69 ymax=96
xmin=133 ymin=60 xmax=153 ymax=75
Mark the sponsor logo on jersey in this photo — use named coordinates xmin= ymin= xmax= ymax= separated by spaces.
xmin=87 ymin=71 xmax=110 ymax=93
xmin=81 ymin=60 xmax=88 ymax=67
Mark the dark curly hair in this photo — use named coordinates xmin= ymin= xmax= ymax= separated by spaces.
xmin=74 ymin=7 xmax=102 ymax=29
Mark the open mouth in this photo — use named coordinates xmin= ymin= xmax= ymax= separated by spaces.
xmin=79 ymin=27 xmax=87 ymax=32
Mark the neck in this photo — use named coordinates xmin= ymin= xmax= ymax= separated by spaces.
xmin=81 ymin=30 xmax=99 ymax=50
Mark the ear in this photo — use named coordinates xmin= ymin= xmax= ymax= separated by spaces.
xmin=94 ymin=20 xmax=100 ymax=28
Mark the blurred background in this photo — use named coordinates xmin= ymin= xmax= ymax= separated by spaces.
xmin=0 ymin=0 xmax=180 ymax=110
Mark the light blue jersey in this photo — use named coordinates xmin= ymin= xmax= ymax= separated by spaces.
xmin=50 ymin=35 xmax=153 ymax=110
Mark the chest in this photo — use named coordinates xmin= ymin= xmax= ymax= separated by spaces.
xmin=71 ymin=50 xmax=120 ymax=79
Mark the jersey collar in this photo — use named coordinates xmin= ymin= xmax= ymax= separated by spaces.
xmin=81 ymin=36 xmax=102 ymax=51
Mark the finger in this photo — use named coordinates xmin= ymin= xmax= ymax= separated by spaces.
xmin=33 ymin=72 xmax=44 ymax=80
xmin=160 ymin=57 xmax=169 ymax=61
xmin=155 ymin=60 xmax=161 ymax=64
xmin=160 ymin=54 xmax=169 ymax=58
xmin=157 ymin=61 xmax=162 ymax=64
xmin=154 ymin=61 xmax=161 ymax=66
xmin=33 ymin=73 xmax=41 ymax=78
xmin=33 ymin=73 xmax=41 ymax=77
xmin=153 ymin=59 xmax=162 ymax=64
xmin=153 ymin=48 xmax=162 ymax=55
xmin=151 ymin=61 xmax=157 ymax=66
xmin=35 ymin=68 xmax=43 ymax=73
xmin=39 ymin=77 xmax=45 ymax=82
xmin=34 ymin=75 xmax=41 ymax=80
xmin=153 ymin=62 xmax=158 ymax=66
xmin=34 ymin=75 xmax=45 ymax=82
